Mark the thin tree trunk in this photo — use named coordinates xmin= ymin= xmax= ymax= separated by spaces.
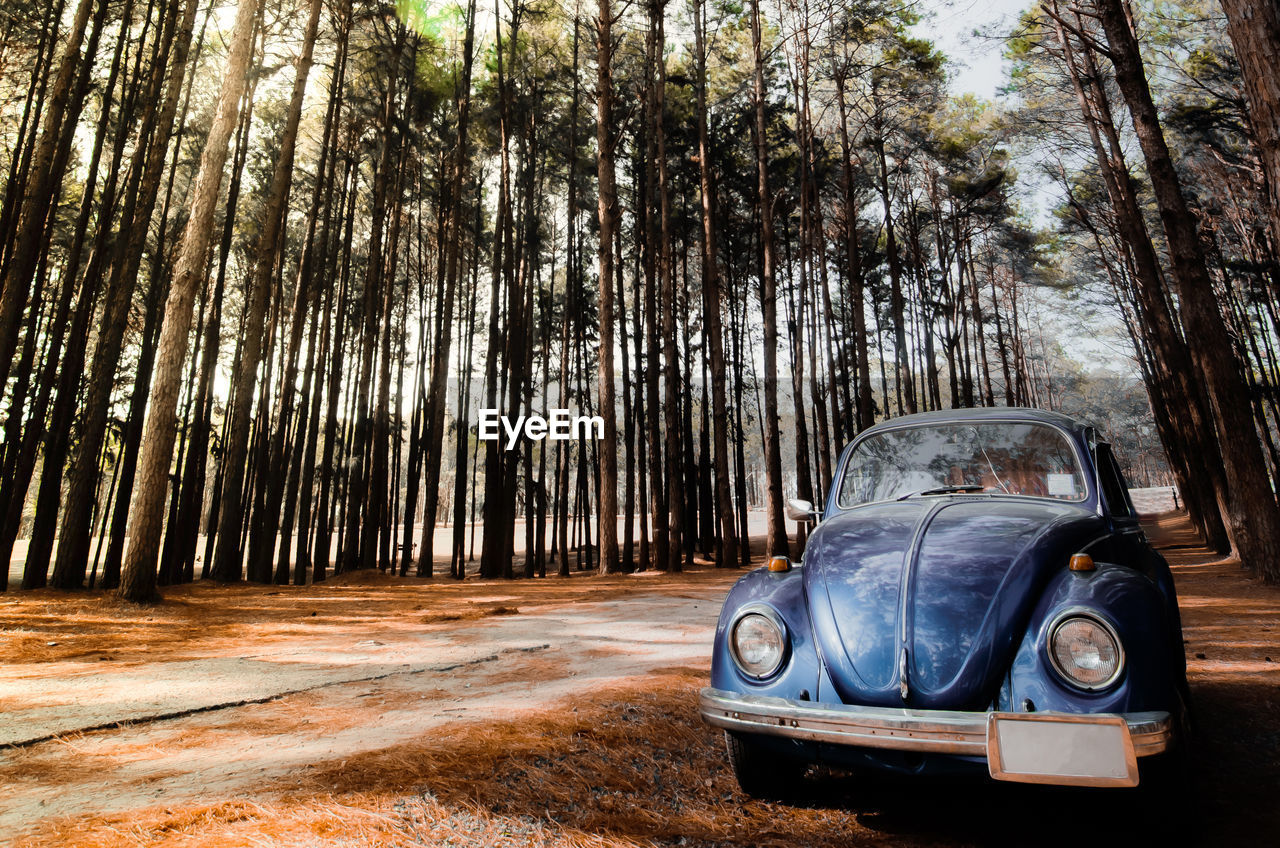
xmin=0 ymin=0 xmax=110 ymax=392
xmin=692 ymin=0 xmax=738 ymax=567
xmin=652 ymin=0 xmax=682 ymax=571
xmin=835 ymin=73 xmax=874 ymax=432
xmin=420 ymin=0 xmax=478 ymax=576
xmin=595 ymin=0 xmax=621 ymax=573
xmin=749 ymin=0 xmax=788 ymax=558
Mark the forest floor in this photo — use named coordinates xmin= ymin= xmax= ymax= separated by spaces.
xmin=2 ymin=507 xmax=1278 ymax=847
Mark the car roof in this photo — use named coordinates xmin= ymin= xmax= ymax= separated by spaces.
xmin=857 ymin=406 xmax=1090 ymax=438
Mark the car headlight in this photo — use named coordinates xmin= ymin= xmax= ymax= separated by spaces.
xmin=730 ymin=606 xmax=787 ymax=679
xmin=1049 ymin=613 xmax=1123 ymax=690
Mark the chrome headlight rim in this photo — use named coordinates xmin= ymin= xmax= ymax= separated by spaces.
xmin=1047 ymin=608 xmax=1125 ymax=691
xmin=728 ymin=603 xmax=789 ymax=680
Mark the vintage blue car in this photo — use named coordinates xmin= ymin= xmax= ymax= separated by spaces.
xmin=700 ymin=407 xmax=1189 ymax=793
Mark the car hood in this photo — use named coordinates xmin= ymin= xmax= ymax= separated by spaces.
xmin=804 ymin=497 xmax=1104 ymax=709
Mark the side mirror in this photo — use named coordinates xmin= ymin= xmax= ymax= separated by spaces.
xmin=785 ymin=498 xmax=820 ymax=522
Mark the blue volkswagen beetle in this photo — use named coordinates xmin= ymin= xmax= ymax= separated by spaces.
xmin=700 ymin=407 xmax=1189 ymax=794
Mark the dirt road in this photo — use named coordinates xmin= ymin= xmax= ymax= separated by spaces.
xmin=0 ymin=569 xmax=734 ymax=839
xmin=2 ymin=509 xmax=1278 ymax=846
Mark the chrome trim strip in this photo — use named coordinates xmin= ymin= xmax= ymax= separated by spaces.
xmin=897 ymin=500 xmax=948 ymax=702
xmin=699 ymin=688 xmax=1172 ymax=761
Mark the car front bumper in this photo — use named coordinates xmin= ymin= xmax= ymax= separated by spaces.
xmin=699 ymin=687 xmax=1174 ymax=787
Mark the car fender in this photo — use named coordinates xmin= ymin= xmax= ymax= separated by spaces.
xmin=710 ymin=567 xmax=822 ymax=704
xmin=1002 ymin=563 xmax=1181 ymax=715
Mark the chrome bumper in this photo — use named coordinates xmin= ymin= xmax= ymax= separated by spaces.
xmin=700 ymin=687 xmax=1173 ymax=763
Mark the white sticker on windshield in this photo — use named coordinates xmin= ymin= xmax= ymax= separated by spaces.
xmin=1047 ymin=473 xmax=1075 ymax=497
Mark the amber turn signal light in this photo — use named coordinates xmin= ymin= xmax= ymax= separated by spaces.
xmin=1068 ymin=553 xmax=1096 ymax=573
xmin=768 ymin=556 xmax=792 ymax=573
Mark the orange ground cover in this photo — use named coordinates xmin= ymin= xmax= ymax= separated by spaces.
xmin=3 ymin=513 xmax=1278 ymax=846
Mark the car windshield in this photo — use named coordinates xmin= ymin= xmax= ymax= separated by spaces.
xmin=838 ymin=421 xmax=1087 ymax=506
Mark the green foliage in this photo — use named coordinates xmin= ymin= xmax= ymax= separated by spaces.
xmin=396 ymin=0 xmax=463 ymax=41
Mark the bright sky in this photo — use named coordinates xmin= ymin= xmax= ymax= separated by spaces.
xmin=913 ymin=0 xmax=1032 ymax=99
xmin=910 ymin=0 xmax=1141 ymax=376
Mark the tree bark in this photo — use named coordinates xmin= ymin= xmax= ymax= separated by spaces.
xmin=50 ymin=0 xmax=205 ymax=590
xmin=652 ymin=0 xmax=682 ymax=571
xmin=0 ymin=0 xmax=109 ymax=394
xmin=420 ymin=0 xmax=478 ymax=577
xmin=749 ymin=0 xmax=788 ymax=558
xmin=1217 ymin=0 xmax=1280 ymax=254
xmin=117 ymin=0 xmax=263 ymax=603
xmin=1094 ymin=0 xmax=1280 ymax=581
xmin=692 ymin=0 xmax=738 ymax=567
xmin=595 ymin=0 xmax=621 ymax=573
xmin=213 ymin=0 xmax=325 ymax=584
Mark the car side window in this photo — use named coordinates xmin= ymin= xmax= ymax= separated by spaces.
xmin=1096 ymin=443 xmax=1134 ymax=519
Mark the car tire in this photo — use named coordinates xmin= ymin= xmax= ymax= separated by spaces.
xmin=724 ymin=731 xmax=807 ymax=800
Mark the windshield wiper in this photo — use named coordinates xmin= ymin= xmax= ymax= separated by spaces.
xmin=897 ymin=484 xmax=984 ymax=501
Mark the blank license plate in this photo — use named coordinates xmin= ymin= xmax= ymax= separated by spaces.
xmin=987 ymin=713 xmax=1138 ymax=787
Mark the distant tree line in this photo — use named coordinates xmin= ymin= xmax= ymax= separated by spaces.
xmin=0 ymin=0 xmax=1277 ymax=601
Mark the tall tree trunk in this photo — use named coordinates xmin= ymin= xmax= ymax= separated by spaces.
xmin=451 ymin=186 xmax=484 ymax=578
xmin=749 ymin=0 xmax=788 ymax=558
xmin=117 ymin=0 xmax=264 ymax=603
xmin=639 ymin=7 xmax=667 ymax=573
xmin=1094 ymin=0 xmax=1280 ymax=581
xmin=835 ymin=72 xmax=874 ymax=432
xmin=367 ymin=136 xmax=409 ymax=574
xmin=50 ymin=0 xmax=206 ymax=590
xmin=1217 ymin=0 xmax=1280 ymax=253
xmin=477 ymin=1 xmax=516 ymax=580
xmin=871 ymin=124 xmax=913 ymax=416
xmin=341 ymin=23 xmax=404 ymax=576
xmin=1090 ymin=0 xmax=1280 ymax=581
xmin=616 ymin=213 xmax=634 ymax=571
xmin=692 ymin=0 xmax=738 ymax=567
xmin=788 ymin=76 xmax=814 ymax=513
xmin=0 ymin=0 xmax=110 ymax=393
xmin=214 ymin=0 xmax=325 ymax=584
xmin=109 ymin=6 xmax=214 ymax=590
xmin=420 ymin=0 xmax=478 ymax=576
xmin=652 ymin=0 xmax=682 ymax=571
xmin=595 ymin=0 xmax=621 ymax=573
